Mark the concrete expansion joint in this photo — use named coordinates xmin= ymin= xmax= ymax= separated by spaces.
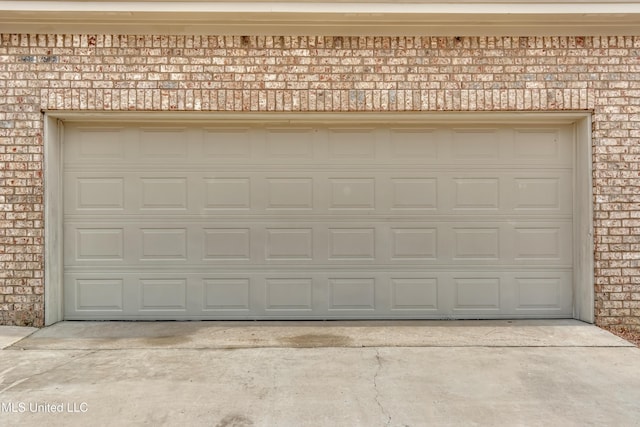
xmin=373 ymin=348 xmax=392 ymax=427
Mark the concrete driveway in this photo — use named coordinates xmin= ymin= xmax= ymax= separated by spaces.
xmin=1 ymin=320 xmax=639 ymax=427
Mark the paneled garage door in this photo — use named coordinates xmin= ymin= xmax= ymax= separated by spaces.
xmin=63 ymin=122 xmax=574 ymax=319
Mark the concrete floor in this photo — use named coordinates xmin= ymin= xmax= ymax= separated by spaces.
xmin=1 ymin=320 xmax=639 ymax=426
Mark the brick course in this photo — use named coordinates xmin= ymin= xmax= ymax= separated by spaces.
xmin=1 ymin=34 xmax=639 ymax=328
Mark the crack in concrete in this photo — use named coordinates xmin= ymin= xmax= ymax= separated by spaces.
xmin=29 ymin=349 xmax=98 ymax=377
xmin=373 ymin=348 xmax=392 ymax=427
xmin=0 ymin=367 xmax=29 ymax=394
xmin=0 ymin=350 xmax=97 ymax=395
xmin=0 ymin=377 xmax=30 ymax=394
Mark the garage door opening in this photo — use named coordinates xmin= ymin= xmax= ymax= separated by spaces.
xmin=43 ymin=113 xmax=593 ymax=324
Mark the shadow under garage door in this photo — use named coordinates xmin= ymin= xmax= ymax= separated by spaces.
xmin=62 ymin=120 xmax=574 ymax=320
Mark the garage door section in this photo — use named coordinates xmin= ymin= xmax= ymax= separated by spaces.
xmin=63 ymin=122 xmax=574 ymax=319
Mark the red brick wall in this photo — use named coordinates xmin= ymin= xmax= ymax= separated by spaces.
xmin=1 ymin=34 xmax=639 ymax=328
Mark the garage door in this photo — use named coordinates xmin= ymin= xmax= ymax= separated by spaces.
xmin=63 ymin=121 xmax=574 ymax=319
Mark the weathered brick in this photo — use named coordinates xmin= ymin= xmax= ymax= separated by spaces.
xmin=609 ymin=293 xmax=630 ymax=301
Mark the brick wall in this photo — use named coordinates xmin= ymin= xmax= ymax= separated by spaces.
xmin=0 ymin=34 xmax=639 ymax=328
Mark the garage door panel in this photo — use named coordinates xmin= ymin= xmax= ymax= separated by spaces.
xmin=203 ymin=228 xmax=252 ymax=261
xmin=203 ymin=177 xmax=252 ymax=210
xmin=452 ymin=228 xmax=501 ymax=260
xmin=328 ymin=128 xmax=377 ymax=160
xmin=65 ymin=224 xmax=129 ymax=265
xmin=65 ymin=176 xmax=125 ymax=212
xmin=441 ymin=172 xmax=572 ymax=215
xmin=202 ymin=127 xmax=253 ymax=159
xmin=328 ymin=278 xmax=376 ymax=311
xmin=139 ymin=228 xmax=188 ymax=261
xmin=265 ymin=278 xmax=314 ymax=312
xmin=452 ymin=129 xmax=502 ymax=160
xmin=202 ymin=278 xmax=251 ymax=312
xmin=328 ymin=228 xmax=376 ymax=261
xmin=265 ymin=228 xmax=314 ymax=261
xmin=513 ymin=225 xmax=571 ymax=262
xmin=139 ymin=278 xmax=187 ymax=311
xmin=73 ymin=278 xmax=124 ymax=312
xmin=64 ymin=125 xmax=573 ymax=167
xmin=389 ymin=128 xmax=439 ymax=160
xmin=328 ymin=178 xmax=376 ymax=210
xmin=65 ymin=274 xmax=128 ymax=316
xmin=139 ymin=178 xmax=188 ymax=210
xmin=265 ymin=177 xmax=314 ymax=210
xmin=72 ymin=228 xmax=124 ymax=261
xmin=64 ymin=126 xmax=127 ymax=163
xmin=65 ymin=170 xmax=572 ymax=216
xmin=452 ymin=178 xmax=500 ymax=210
xmin=387 ymin=127 xmax=574 ymax=167
xmin=390 ymin=228 xmax=438 ymax=261
xmin=64 ymin=271 xmax=572 ymax=319
xmin=139 ymin=128 xmax=190 ymax=160
xmin=265 ymin=128 xmax=316 ymax=160
xmin=513 ymin=128 xmax=571 ymax=163
xmin=64 ymin=122 xmax=575 ymax=320
xmin=390 ymin=277 xmax=440 ymax=311
xmin=512 ymin=176 xmax=570 ymax=212
xmin=515 ymin=274 xmax=571 ymax=312
xmin=453 ymin=277 xmax=502 ymax=311
xmin=388 ymin=177 xmax=438 ymax=211
xmin=64 ymin=220 xmax=572 ymax=268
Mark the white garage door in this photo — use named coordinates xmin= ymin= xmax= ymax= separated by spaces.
xmin=63 ymin=121 xmax=574 ymax=320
